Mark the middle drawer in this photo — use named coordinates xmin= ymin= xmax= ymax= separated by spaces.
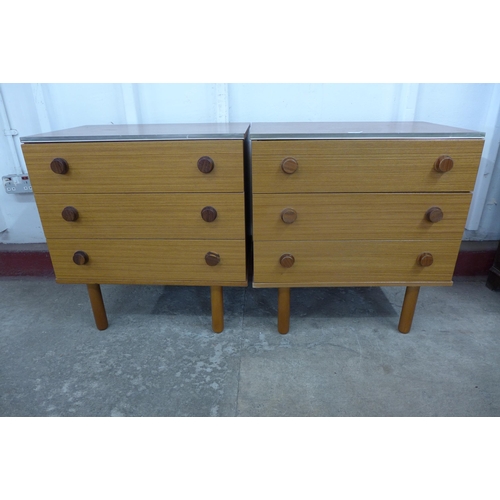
xmin=253 ymin=193 xmax=471 ymax=241
xmin=35 ymin=193 xmax=245 ymax=240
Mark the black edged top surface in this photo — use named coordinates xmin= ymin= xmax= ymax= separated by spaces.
xmin=21 ymin=123 xmax=250 ymax=143
xmin=249 ymin=122 xmax=485 ymax=139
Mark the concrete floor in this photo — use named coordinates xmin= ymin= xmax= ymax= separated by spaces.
xmin=1 ymin=276 xmax=499 ymax=417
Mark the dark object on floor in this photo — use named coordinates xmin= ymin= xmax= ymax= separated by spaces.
xmin=486 ymin=240 xmax=500 ymax=290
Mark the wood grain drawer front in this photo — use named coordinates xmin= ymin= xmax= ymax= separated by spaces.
xmin=253 ymin=193 xmax=471 ymax=241
xmin=253 ymin=240 xmax=461 ymax=286
xmin=23 ymin=141 xmax=244 ymax=194
xmin=252 ymin=139 xmax=484 ymax=193
xmin=35 ymin=193 xmax=245 ymax=240
xmin=47 ymin=239 xmax=247 ymax=285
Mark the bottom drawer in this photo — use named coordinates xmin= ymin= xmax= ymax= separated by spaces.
xmin=253 ymin=240 xmax=462 ymax=287
xmin=47 ymin=239 xmax=247 ymax=285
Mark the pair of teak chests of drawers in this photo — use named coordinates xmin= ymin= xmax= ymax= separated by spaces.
xmin=21 ymin=122 xmax=485 ymax=334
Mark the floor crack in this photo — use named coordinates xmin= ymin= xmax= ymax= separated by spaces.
xmin=234 ymin=286 xmax=247 ymax=416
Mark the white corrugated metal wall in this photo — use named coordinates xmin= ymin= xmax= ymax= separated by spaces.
xmin=0 ymin=83 xmax=499 ymax=244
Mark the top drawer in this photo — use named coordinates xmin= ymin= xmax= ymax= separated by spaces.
xmin=252 ymin=139 xmax=484 ymax=193
xmin=22 ymin=140 xmax=244 ymax=194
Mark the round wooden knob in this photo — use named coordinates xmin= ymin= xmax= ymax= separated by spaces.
xmin=281 ymin=157 xmax=298 ymax=174
xmin=417 ymin=252 xmax=434 ymax=267
xmin=198 ymin=156 xmax=214 ymax=173
xmin=73 ymin=251 xmax=89 ymax=265
xmin=281 ymin=208 xmax=297 ymax=224
xmin=279 ymin=253 xmax=295 ymax=268
xmin=61 ymin=206 xmax=79 ymax=222
xmin=434 ymin=155 xmax=454 ymax=172
xmin=205 ymin=251 xmax=220 ymax=266
xmin=50 ymin=158 xmax=69 ymax=174
xmin=425 ymin=206 xmax=444 ymax=223
xmin=201 ymin=206 xmax=218 ymax=222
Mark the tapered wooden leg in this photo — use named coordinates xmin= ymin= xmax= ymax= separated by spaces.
xmin=278 ymin=287 xmax=291 ymax=334
xmin=211 ymin=286 xmax=224 ymax=333
xmin=398 ymin=286 xmax=420 ymax=334
xmin=87 ymin=284 xmax=108 ymax=331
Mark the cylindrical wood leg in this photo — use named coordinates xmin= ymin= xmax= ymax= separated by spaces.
xmin=398 ymin=286 xmax=420 ymax=334
xmin=278 ymin=287 xmax=291 ymax=334
xmin=87 ymin=284 xmax=108 ymax=331
xmin=211 ymin=286 xmax=224 ymax=333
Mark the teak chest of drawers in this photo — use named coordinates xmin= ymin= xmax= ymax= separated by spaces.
xmin=250 ymin=122 xmax=484 ymax=333
xmin=21 ymin=124 xmax=250 ymax=332
xmin=22 ymin=121 xmax=484 ymax=335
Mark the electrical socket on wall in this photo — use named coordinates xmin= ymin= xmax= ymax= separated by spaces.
xmin=2 ymin=174 xmax=33 ymax=194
